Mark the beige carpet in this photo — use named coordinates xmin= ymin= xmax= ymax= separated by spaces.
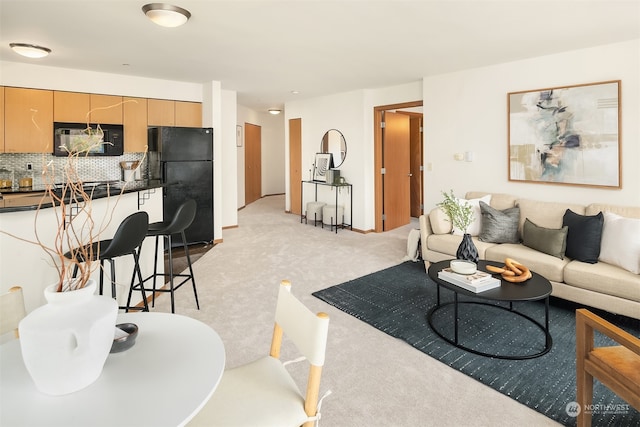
xmin=151 ymin=195 xmax=559 ymax=427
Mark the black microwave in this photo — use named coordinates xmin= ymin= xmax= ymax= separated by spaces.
xmin=53 ymin=122 xmax=124 ymax=156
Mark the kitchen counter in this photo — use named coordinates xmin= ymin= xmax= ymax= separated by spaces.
xmin=0 ymin=180 xmax=164 ymax=213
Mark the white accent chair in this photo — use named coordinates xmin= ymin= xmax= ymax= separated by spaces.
xmin=1 ymin=286 xmax=27 ymax=338
xmin=188 ymin=280 xmax=330 ymax=427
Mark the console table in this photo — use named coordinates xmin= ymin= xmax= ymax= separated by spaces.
xmin=0 ymin=312 xmax=225 ymax=427
xmin=300 ymin=180 xmax=353 ymax=233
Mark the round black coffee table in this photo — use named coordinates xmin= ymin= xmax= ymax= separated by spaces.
xmin=427 ymin=259 xmax=553 ymax=360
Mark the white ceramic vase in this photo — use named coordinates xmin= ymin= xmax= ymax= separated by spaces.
xmin=18 ymin=280 xmax=118 ymax=395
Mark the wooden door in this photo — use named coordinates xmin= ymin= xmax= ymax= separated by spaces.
xmin=244 ymin=123 xmax=262 ymax=205
xmin=410 ymin=115 xmax=423 ymax=218
xmin=382 ymin=112 xmax=411 ymax=230
xmin=289 ymin=118 xmax=302 ymax=215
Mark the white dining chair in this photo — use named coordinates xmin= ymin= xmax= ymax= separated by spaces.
xmin=188 ymin=280 xmax=331 ymax=427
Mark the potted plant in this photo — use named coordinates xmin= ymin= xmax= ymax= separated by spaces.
xmin=437 ymin=190 xmax=479 ymax=263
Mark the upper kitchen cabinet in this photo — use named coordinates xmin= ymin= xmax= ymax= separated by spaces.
xmin=175 ymin=101 xmax=202 ymax=127
xmin=54 ymin=92 xmax=123 ymax=124
xmin=123 ymin=97 xmax=148 ymax=153
xmin=147 ymin=99 xmax=175 ymax=126
xmin=0 ymin=87 xmax=5 ymax=152
xmin=5 ymin=87 xmax=54 ymax=153
xmin=90 ymin=94 xmax=123 ymax=124
xmin=53 ymin=91 xmax=90 ymax=122
xmin=148 ymin=99 xmax=202 ymax=127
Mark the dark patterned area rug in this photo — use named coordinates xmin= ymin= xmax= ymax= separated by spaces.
xmin=312 ymin=261 xmax=640 ymax=426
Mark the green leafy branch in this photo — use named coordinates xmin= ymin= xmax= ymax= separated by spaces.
xmin=436 ymin=190 xmax=474 ymax=234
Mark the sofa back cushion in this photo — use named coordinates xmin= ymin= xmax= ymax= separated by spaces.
xmin=465 ymin=192 xmax=517 ymax=210
xmin=586 ymin=203 xmax=640 ymax=219
xmin=516 ymin=199 xmax=585 ymax=235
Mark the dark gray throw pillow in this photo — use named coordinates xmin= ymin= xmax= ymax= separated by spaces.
xmin=478 ymin=201 xmax=520 ymax=243
xmin=522 ymin=218 xmax=568 ymax=259
xmin=562 ymin=209 xmax=604 ymax=263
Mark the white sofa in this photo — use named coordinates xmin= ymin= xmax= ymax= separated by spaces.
xmin=419 ymin=191 xmax=640 ymax=320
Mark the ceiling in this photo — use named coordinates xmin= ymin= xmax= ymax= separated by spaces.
xmin=1 ymin=1 xmax=639 ymax=112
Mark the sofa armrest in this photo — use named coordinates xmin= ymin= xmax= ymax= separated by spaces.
xmin=419 ymin=214 xmax=432 ymax=261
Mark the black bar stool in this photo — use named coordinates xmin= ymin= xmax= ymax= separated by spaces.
xmin=140 ymin=199 xmax=199 ymax=313
xmin=66 ymin=211 xmax=150 ymax=312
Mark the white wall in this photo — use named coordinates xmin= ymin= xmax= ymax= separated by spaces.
xmin=285 ymin=82 xmax=423 ymax=231
xmin=236 ymin=106 xmax=286 ymax=208
xmin=423 ymin=39 xmax=640 ymax=210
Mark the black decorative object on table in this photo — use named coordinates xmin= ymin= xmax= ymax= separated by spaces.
xmin=456 ymin=233 xmax=479 ymax=263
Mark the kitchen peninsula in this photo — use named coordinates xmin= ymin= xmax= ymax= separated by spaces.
xmin=0 ymin=180 xmax=164 ymax=312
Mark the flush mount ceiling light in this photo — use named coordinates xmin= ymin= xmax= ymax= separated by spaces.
xmin=268 ymin=109 xmax=282 ymax=115
xmin=9 ymin=43 xmax=51 ymax=58
xmin=142 ymin=3 xmax=191 ymax=27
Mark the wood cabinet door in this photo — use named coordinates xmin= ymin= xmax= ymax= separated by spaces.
xmin=90 ymin=94 xmax=123 ymax=124
xmin=5 ymin=87 xmax=53 ymax=153
xmin=123 ymin=97 xmax=148 ymax=153
xmin=175 ymin=101 xmax=202 ymax=127
xmin=147 ymin=99 xmax=175 ymax=126
xmin=0 ymin=86 xmax=4 ymax=152
xmin=54 ymin=91 xmax=90 ymax=123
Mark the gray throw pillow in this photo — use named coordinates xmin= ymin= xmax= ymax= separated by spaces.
xmin=522 ymin=218 xmax=568 ymax=259
xmin=478 ymin=201 xmax=520 ymax=243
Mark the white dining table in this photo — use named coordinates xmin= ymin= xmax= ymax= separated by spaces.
xmin=0 ymin=312 xmax=225 ymax=427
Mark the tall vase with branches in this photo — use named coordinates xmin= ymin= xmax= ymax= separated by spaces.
xmin=1 ymin=101 xmax=140 ymax=292
xmin=437 ymin=189 xmax=479 ymax=263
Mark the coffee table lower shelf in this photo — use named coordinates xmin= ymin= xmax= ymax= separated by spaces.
xmin=427 ymin=299 xmax=552 ymax=360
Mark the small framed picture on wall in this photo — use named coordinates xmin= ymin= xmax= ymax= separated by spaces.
xmin=313 ymin=153 xmax=333 ymax=182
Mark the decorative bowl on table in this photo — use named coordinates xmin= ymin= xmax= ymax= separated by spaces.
xmin=110 ymin=323 xmax=138 ymax=353
xmin=450 ymin=260 xmax=477 ymax=275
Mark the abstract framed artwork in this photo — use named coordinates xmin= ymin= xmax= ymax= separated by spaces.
xmin=508 ymin=80 xmax=621 ymax=188
xmin=313 ymin=153 xmax=333 ymax=182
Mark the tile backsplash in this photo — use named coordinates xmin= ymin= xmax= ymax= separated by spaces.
xmin=0 ymin=152 xmax=146 ymax=188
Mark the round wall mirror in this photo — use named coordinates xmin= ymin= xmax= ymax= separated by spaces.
xmin=320 ymin=129 xmax=347 ymax=168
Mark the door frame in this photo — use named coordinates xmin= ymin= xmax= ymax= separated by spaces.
xmin=374 ymin=100 xmax=423 ymax=232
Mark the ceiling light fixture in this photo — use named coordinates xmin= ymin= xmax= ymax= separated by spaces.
xmin=9 ymin=43 xmax=51 ymax=58
xmin=268 ymin=109 xmax=282 ymax=115
xmin=142 ymin=3 xmax=191 ymax=28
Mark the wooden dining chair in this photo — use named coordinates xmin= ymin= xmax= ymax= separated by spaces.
xmin=575 ymin=308 xmax=640 ymax=427
xmin=0 ymin=286 xmax=27 ymax=338
xmin=188 ymin=280 xmax=331 ymax=427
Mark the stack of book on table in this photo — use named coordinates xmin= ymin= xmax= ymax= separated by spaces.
xmin=437 ymin=268 xmax=501 ymax=293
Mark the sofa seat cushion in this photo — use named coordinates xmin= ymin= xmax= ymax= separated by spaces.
xmin=484 ymin=243 xmax=569 ymax=283
xmin=564 ymin=261 xmax=640 ymax=303
xmin=427 ymin=234 xmax=496 ymax=260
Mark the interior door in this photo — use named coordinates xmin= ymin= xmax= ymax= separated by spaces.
xmin=382 ymin=111 xmax=411 ymax=230
xmin=410 ymin=115 xmax=423 ymax=218
xmin=244 ymin=123 xmax=262 ymax=205
xmin=289 ymin=118 xmax=302 ymax=215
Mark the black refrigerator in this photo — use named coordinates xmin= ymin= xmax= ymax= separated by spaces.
xmin=148 ymin=127 xmax=214 ymax=246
